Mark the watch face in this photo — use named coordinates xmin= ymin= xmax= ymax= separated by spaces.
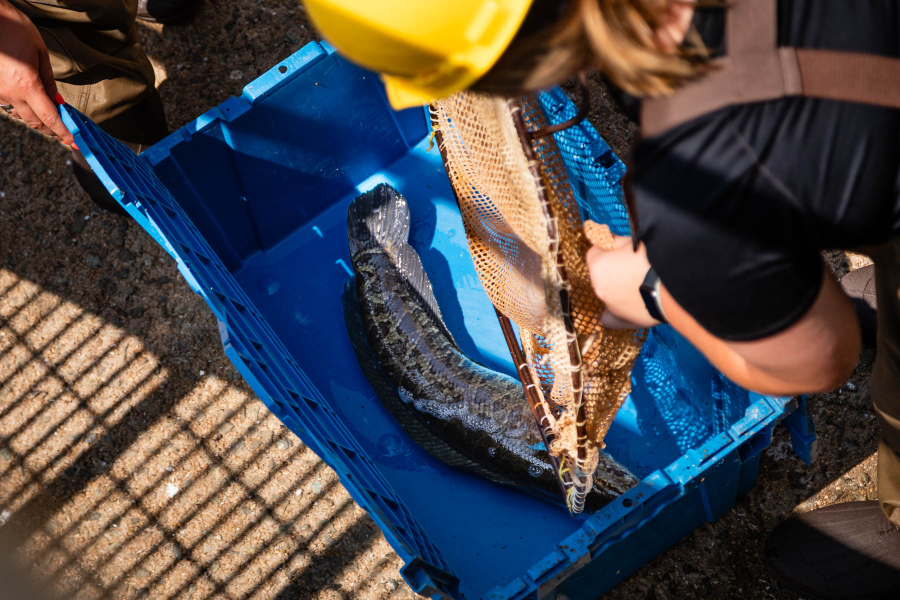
xmin=639 ymin=280 xmax=665 ymax=323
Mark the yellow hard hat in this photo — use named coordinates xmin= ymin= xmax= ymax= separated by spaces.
xmin=305 ymin=0 xmax=534 ymax=109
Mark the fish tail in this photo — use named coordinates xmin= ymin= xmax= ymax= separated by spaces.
xmin=347 ymin=183 xmax=411 ymax=256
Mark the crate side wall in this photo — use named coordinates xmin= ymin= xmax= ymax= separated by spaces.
xmin=151 ymin=50 xmax=428 ymax=268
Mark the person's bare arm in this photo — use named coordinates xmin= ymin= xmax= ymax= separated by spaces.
xmin=0 ymin=0 xmax=73 ymax=144
xmin=657 ymin=267 xmax=861 ymax=395
xmin=588 ymin=234 xmax=861 ymax=396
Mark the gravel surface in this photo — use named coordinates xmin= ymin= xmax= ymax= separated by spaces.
xmin=0 ymin=4 xmax=880 ymax=600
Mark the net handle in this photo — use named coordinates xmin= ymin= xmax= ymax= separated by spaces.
xmin=510 ymin=98 xmax=591 ymax=514
xmin=494 ymin=309 xmax=573 ymax=506
xmin=529 ymin=72 xmax=591 ymax=139
xmin=430 ymin=118 xmax=575 ymax=510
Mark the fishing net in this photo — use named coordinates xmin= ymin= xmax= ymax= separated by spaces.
xmin=432 ymin=91 xmax=646 ymax=513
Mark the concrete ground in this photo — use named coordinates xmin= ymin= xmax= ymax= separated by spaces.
xmin=0 ymin=2 xmax=881 ymax=599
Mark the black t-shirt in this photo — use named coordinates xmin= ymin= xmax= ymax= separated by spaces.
xmin=632 ymin=0 xmax=900 ymax=340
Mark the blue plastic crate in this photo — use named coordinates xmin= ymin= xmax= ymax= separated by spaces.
xmin=59 ymin=41 xmax=815 ymax=600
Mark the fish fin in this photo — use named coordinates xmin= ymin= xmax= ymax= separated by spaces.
xmin=341 ymin=277 xmax=410 ymax=422
xmin=393 ymin=243 xmax=459 ymax=348
xmin=593 ymin=450 xmax=640 ymax=495
xmin=347 ymin=183 xmax=411 ymax=256
xmin=341 ymin=278 xmax=503 ymax=479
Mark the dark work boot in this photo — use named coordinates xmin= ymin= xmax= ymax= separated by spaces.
xmin=765 ymin=501 xmax=900 ymax=600
xmin=70 ymin=90 xmax=169 ymax=215
xmin=137 ymin=0 xmax=197 ymax=23
xmin=839 ymin=265 xmax=877 ymax=349
xmin=72 ymin=161 xmax=126 ymax=215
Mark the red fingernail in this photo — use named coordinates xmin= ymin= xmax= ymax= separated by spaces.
xmin=55 ymin=93 xmax=65 ymax=106
xmin=71 ymin=143 xmax=79 ymax=151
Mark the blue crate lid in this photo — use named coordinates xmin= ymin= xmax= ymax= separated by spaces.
xmin=534 ymin=89 xmax=630 ymax=236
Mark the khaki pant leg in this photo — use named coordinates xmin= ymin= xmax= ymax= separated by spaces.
xmin=10 ymin=0 xmax=167 ymax=150
xmin=868 ymin=239 xmax=900 ymax=526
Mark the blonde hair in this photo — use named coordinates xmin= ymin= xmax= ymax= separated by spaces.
xmin=475 ymin=0 xmax=717 ymax=98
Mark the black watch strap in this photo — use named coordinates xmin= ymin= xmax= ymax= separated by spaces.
xmin=639 ymin=266 xmax=667 ymax=324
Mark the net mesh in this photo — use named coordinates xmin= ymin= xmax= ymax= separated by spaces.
xmin=433 ymin=91 xmax=646 ymax=512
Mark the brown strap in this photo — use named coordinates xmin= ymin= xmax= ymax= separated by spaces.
xmin=641 ymin=0 xmax=900 ymax=137
xmin=797 ymin=48 xmax=900 ymax=109
xmin=728 ymin=0 xmax=777 ymax=53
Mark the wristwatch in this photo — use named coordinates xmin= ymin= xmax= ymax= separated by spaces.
xmin=639 ymin=267 xmax=667 ymax=324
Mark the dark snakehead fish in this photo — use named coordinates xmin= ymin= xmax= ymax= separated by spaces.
xmin=342 ymin=184 xmax=637 ymax=512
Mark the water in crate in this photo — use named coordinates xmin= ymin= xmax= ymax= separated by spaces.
xmin=341 ymin=184 xmax=637 ymax=513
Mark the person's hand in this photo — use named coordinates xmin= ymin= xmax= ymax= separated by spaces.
xmin=586 ymin=232 xmax=661 ymax=330
xmin=0 ymin=0 xmax=74 ymax=144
